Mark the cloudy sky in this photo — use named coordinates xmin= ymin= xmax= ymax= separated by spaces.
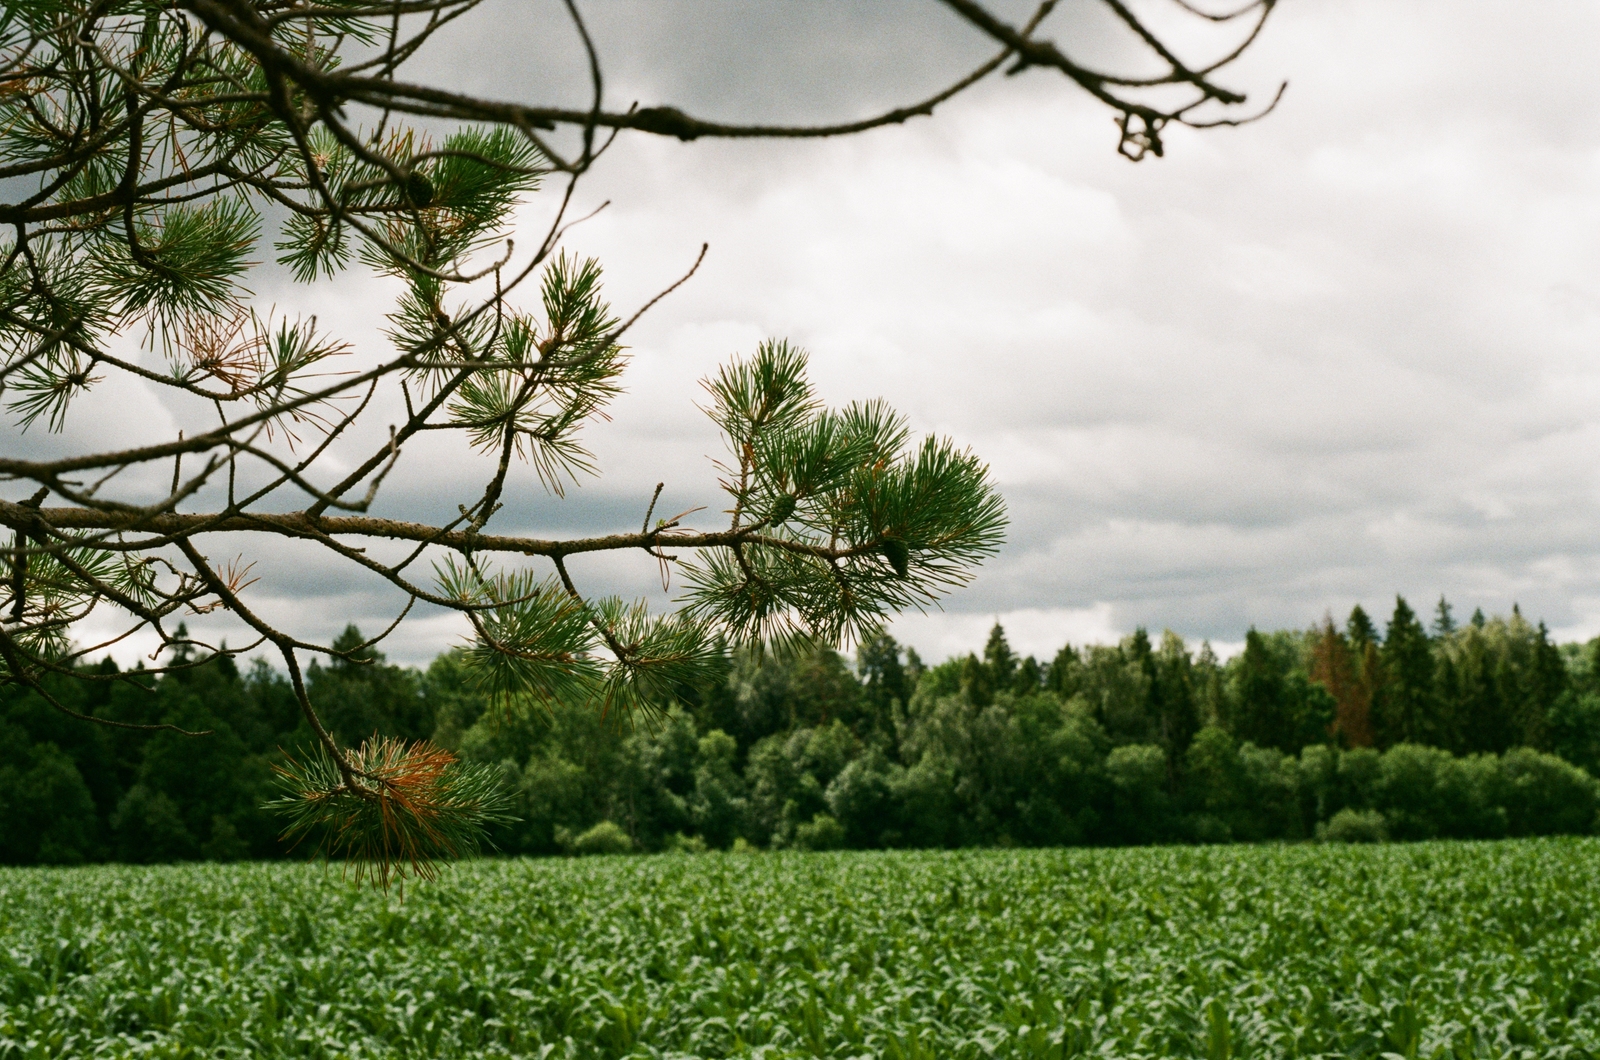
xmin=31 ymin=0 xmax=1600 ymax=666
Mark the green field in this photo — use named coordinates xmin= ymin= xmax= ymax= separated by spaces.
xmin=1 ymin=841 xmax=1597 ymax=1059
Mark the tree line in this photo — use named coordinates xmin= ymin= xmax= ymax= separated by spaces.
xmin=3 ymin=595 xmax=1598 ymax=865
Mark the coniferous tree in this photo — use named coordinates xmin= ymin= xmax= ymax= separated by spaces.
xmin=1527 ymin=622 xmax=1567 ymax=750
xmin=856 ymin=633 xmax=909 ymax=748
xmin=1152 ymin=631 xmax=1200 ymax=770
xmin=1193 ymin=641 xmax=1226 ymax=728
xmin=1432 ymin=596 xmax=1458 ymax=637
xmin=959 ymin=653 xmax=995 ymax=709
xmin=1347 ymin=605 xmax=1380 ymax=648
xmin=1446 ymin=622 xmax=1511 ymax=754
xmin=1231 ymin=629 xmax=1286 ymax=750
xmin=1047 ymin=644 xmax=1083 ymax=700
xmin=1309 ymin=616 xmax=1372 ymax=747
xmin=1015 ymin=656 xmax=1045 ymax=696
xmin=1079 ymin=640 xmax=1157 ymax=746
xmin=983 ymin=624 xmax=1019 ymax=691
xmin=1431 ymin=635 xmax=1466 ymax=754
xmin=1375 ymin=597 xmax=1436 ymax=748
xmin=903 ymin=647 xmax=926 ymax=696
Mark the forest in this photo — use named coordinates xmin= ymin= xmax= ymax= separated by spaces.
xmin=3 ymin=595 xmax=1597 ymax=866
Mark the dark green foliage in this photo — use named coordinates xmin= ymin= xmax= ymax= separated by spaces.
xmin=1321 ymin=807 xmax=1387 ymax=842
xmin=1432 ymin=595 xmax=1458 ymax=637
xmin=688 ymin=730 xmax=748 ymax=849
xmin=1105 ymin=744 xmax=1175 ymax=843
xmin=6 ymin=607 xmax=1600 ymax=865
xmin=1152 ymin=631 xmax=1201 ymax=767
xmin=824 ymin=748 xmax=898 ymax=847
xmin=0 ymin=742 xmax=98 ymax=864
xmin=983 ymin=623 xmax=1018 ymax=690
xmin=856 ymin=633 xmax=909 ymax=749
xmin=1499 ymin=747 xmax=1596 ymax=836
xmin=567 ymin=820 xmax=634 ymax=855
xmin=111 ymin=785 xmax=196 ymax=864
xmin=1347 ymin=604 xmax=1380 ymax=646
xmin=1227 ymin=629 xmax=1332 ymax=753
xmin=791 ymin=813 xmax=847 ymax=851
xmin=1377 ymin=596 xmax=1437 ymax=747
xmin=1548 ymin=691 xmax=1600 ymax=775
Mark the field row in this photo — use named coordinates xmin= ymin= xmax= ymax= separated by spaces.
xmin=2 ymin=840 xmax=1597 ymax=1058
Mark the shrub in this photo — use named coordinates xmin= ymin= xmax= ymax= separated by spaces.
xmin=1184 ymin=727 xmax=1243 ymax=820
xmin=112 ymin=785 xmax=196 ymax=863
xmin=1435 ymin=754 xmax=1506 ymax=839
xmin=690 ymin=730 xmax=749 ymax=850
xmin=570 ymin=821 xmax=635 ymax=856
xmin=1336 ymin=746 xmax=1382 ymax=810
xmin=1376 ymin=744 xmax=1452 ymax=840
xmin=792 ymin=813 xmax=847 ymax=851
xmin=0 ymin=744 xmax=100 ymax=866
xmin=1106 ymin=744 xmax=1174 ymax=844
xmin=1499 ymin=749 xmax=1598 ymax=836
xmin=826 ymin=751 xmax=899 ymax=848
xmin=664 ymin=832 xmax=707 ymax=853
xmin=1186 ymin=814 xmax=1233 ymax=844
xmin=1237 ymin=743 xmax=1304 ymax=841
xmin=1321 ymin=808 xmax=1387 ymax=843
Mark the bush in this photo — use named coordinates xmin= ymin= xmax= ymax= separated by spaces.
xmin=1547 ymin=692 xmax=1600 ymax=777
xmin=1186 ymin=814 xmax=1233 ymax=844
xmin=1106 ymin=744 xmax=1174 ymax=844
xmin=664 ymin=832 xmax=707 ymax=853
xmin=1335 ymin=746 xmax=1382 ymax=811
xmin=1435 ymin=754 xmax=1506 ymax=839
xmin=690 ymin=730 xmax=749 ymax=849
xmin=112 ymin=785 xmax=196 ymax=863
xmin=1376 ymin=744 xmax=1452 ymax=840
xmin=1236 ymin=743 xmax=1303 ymax=841
xmin=1499 ymin=748 xmax=1598 ymax=836
xmin=569 ymin=821 xmax=635 ymax=856
xmin=792 ymin=813 xmax=847 ymax=851
xmin=0 ymin=743 xmax=100 ymax=865
xmin=826 ymin=750 xmax=898 ymax=848
xmin=1184 ymin=727 xmax=1243 ymax=821
xmin=1320 ymin=808 xmax=1387 ymax=843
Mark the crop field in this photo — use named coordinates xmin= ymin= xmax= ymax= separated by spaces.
xmin=1 ymin=841 xmax=1597 ymax=1060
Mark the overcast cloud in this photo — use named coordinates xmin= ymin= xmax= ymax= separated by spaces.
xmin=30 ymin=1 xmax=1600 ymax=666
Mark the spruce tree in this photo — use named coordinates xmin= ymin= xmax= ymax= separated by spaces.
xmin=1047 ymin=644 xmax=1083 ymax=700
xmin=982 ymin=623 xmax=1019 ymax=692
xmin=1153 ymin=631 xmax=1200 ymax=768
xmin=1375 ymin=596 xmax=1436 ymax=748
xmin=1231 ymin=628 xmax=1285 ymax=749
xmin=1347 ymin=605 xmax=1380 ymax=647
xmin=1309 ymin=616 xmax=1371 ymax=747
xmin=1432 ymin=596 xmax=1458 ymax=637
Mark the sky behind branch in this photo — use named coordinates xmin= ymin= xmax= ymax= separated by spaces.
xmin=41 ymin=0 xmax=1600 ymax=665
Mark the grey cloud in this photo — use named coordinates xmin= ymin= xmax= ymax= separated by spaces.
xmin=24 ymin=2 xmax=1600 ymax=669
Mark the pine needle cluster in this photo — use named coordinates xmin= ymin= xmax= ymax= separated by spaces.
xmin=268 ymin=737 xmax=515 ymax=891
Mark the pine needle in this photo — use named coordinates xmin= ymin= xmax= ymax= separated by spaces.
xmin=267 ymin=737 xmax=515 ymax=891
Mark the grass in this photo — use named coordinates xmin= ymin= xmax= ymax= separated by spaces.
xmin=1 ymin=839 xmax=1597 ymax=1058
